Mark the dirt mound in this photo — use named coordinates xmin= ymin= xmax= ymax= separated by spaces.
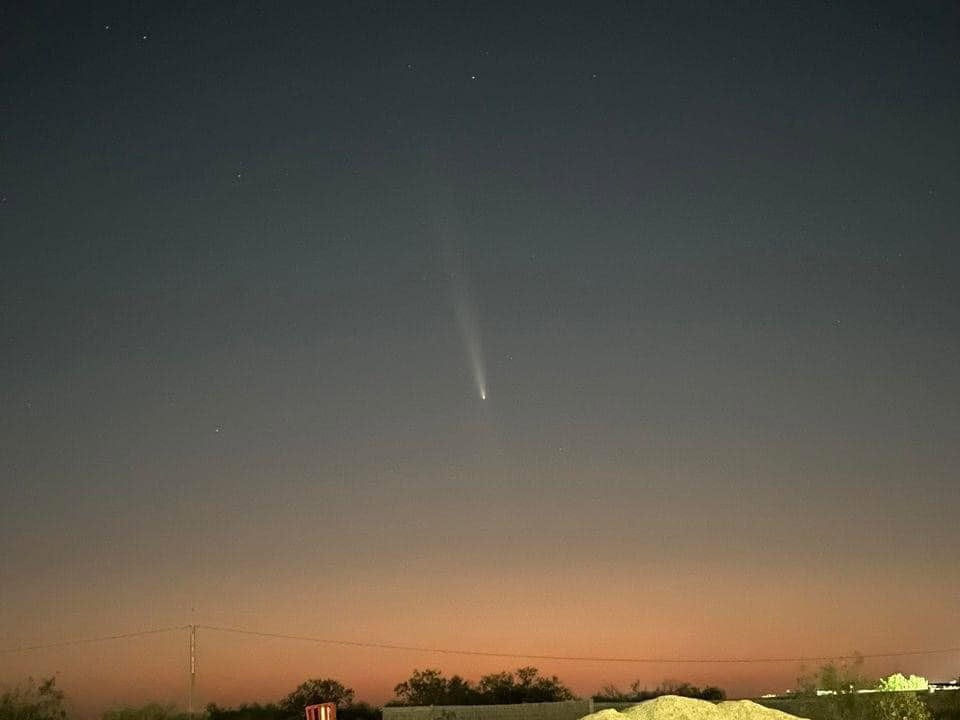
xmin=620 ymin=696 xmax=724 ymax=720
xmin=716 ymin=701 xmax=806 ymax=720
xmin=584 ymin=711 xmax=631 ymax=720
xmin=582 ymin=696 xmax=807 ymax=720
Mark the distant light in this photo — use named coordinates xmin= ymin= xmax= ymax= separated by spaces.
xmin=481 ymin=390 xmax=486 ymax=400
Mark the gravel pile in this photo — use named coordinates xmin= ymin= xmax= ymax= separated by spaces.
xmin=583 ymin=696 xmax=807 ymax=720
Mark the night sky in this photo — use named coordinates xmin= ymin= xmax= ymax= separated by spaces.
xmin=2 ymin=0 xmax=959 ymax=715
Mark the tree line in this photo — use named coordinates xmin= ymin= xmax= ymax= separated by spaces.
xmin=389 ymin=667 xmax=575 ymax=706
xmin=205 ymin=667 xmax=577 ymax=720
xmin=785 ymin=655 xmax=937 ymax=720
xmin=0 ymin=667 xmax=721 ymax=720
xmin=593 ymin=680 xmax=725 ymax=702
xmin=5 ymin=660 xmax=958 ymax=720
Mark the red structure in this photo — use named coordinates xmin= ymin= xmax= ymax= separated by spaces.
xmin=305 ymin=704 xmax=337 ymax=720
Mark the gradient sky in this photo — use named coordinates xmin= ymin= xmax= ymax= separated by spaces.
xmin=2 ymin=0 xmax=959 ymax=716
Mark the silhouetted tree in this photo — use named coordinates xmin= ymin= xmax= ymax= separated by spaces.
xmin=392 ymin=670 xmax=452 ymax=706
xmin=595 ymin=686 xmax=629 ymax=702
xmin=476 ymin=672 xmax=516 ymax=704
xmin=391 ymin=668 xmax=574 ymax=706
xmin=208 ymin=684 xmax=379 ymax=720
xmin=443 ymin=677 xmax=478 ymax=706
xmin=279 ymin=679 xmax=355 ymax=718
xmin=593 ymin=680 xmax=724 ymax=702
xmin=699 ymin=688 xmax=725 ymax=702
xmin=795 ymin=654 xmax=876 ymax=720
xmin=0 ymin=677 xmax=67 ymax=720
xmin=476 ymin=667 xmax=575 ymax=704
xmin=797 ymin=654 xmax=874 ymax=696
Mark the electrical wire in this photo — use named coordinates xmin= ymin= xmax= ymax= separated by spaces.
xmin=3 ymin=623 xmax=958 ymax=665
xmin=198 ymin=625 xmax=960 ymax=665
xmin=0 ymin=626 xmax=190 ymax=655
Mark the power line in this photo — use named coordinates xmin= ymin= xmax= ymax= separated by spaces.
xmin=199 ymin=625 xmax=960 ymax=665
xmin=0 ymin=626 xmax=190 ymax=655
xmin=3 ymin=623 xmax=958 ymax=665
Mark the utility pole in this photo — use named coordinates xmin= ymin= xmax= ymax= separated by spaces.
xmin=189 ymin=625 xmax=197 ymax=718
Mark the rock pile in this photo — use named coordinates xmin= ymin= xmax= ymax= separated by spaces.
xmin=583 ymin=696 xmax=807 ymax=720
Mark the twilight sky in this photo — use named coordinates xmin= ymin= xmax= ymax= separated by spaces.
xmin=1 ymin=0 xmax=959 ymax=715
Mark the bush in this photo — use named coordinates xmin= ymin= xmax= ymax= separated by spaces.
xmin=0 ymin=678 xmax=67 ymax=720
xmin=593 ymin=680 xmax=725 ymax=703
xmin=877 ymin=693 xmax=931 ymax=720
xmin=101 ymin=704 xmax=193 ymax=720
xmin=878 ymin=676 xmax=928 ymax=693
xmin=206 ymin=704 xmax=284 ymax=720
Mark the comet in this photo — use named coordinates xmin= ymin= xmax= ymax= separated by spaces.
xmin=438 ymin=220 xmax=487 ymax=402
xmin=424 ymin=153 xmax=489 ymax=402
xmin=451 ymin=281 xmax=487 ymax=402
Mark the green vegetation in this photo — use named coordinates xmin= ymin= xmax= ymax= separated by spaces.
xmin=877 ymin=675 xmax=929 ymax=692
xmin=794 ymin=655 xmax=876 ymax=720
xmin=796 ymin=654 xmax=876 ymax=697
xmin=0 ymin=678 xmax=67 ymax=720
xmin=758 ymin=690 xmax=959 ymax=720
xmin=760 ymin=663 xmax=960 ymax=720
xmin=877 ymin=692 xmax=931 ymax=720
xmin=874 ymin=674 xmax=931 ymax=720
